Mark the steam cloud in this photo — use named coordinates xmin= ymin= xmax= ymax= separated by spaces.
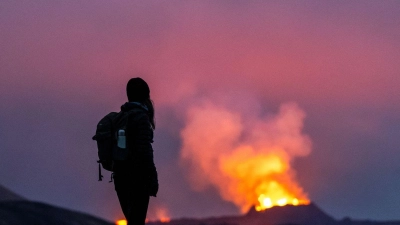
xmin=180 ymin=101 xmax=312 ymax=212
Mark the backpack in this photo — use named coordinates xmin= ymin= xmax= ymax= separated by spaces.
xmin=92 ymin=111 xmax=132 ymax=181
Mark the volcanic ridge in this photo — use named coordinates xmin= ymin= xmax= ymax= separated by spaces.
xmin=147 ymin=203 xmax=400 ymax=225
xmin=0 ymin=184 xmax=113 ymax=225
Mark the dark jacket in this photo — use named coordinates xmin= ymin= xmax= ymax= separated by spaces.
xmin=113 ymin=102 xmax=158 ymax=196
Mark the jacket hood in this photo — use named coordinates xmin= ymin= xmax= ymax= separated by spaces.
xmin=120 ymin=102 xmax=149 ymax=112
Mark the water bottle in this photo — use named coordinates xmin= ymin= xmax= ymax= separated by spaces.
xmin=117 ymin=129 xmax=126 ymax=149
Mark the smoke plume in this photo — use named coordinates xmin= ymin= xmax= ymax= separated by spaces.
xmin=180 ymin=101 xmax=312 ymax=212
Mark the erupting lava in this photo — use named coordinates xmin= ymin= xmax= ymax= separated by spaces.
xmin=181 ymin=102 xmax=312 ymax=212
xmin=256 ymin=188 xmax=310 ymax=211
xmin=116 ymin=220 xmax=127 ymax=225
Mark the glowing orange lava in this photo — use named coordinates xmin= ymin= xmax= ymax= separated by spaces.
xmin=220 ymin=146 xmax=310 ymax=212
xmin=115 ymin=219 xmax=127 ymax=225
xmin=256 ymin=193 xmax=309 ymax=211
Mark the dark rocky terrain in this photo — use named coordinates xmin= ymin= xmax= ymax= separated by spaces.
xmin=0 ymin=184 xmax=113 ymax=225
xmin=0 ymin=201 xmax=114 ymax=225
xmin=147 ymin=203 xmax=400 ymax=225
xmin=1 ymin=184 xmax=400 ymax=225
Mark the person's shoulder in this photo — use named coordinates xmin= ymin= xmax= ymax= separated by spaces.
xmin=121 ymin=102 xmax=149 ymax=121
xmin=121 ymin=102 xmax=147 ymax=113
xmin=128 ymin=108 xmax=148 ymax=120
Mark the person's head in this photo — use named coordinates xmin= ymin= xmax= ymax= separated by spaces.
xmin=126 ymin=77 xmax=155 ymax=129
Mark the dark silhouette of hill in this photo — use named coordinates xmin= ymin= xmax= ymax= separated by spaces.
xmin=244 ymin=203 xmax=336 ymax=225
xmin=147 ymin=203 xmax=400 ymax=225
xmin=1 ymin=184 xmax=400 ymax=225
xmin=0 ymin=184 xmax=113 ymax=225
xmin=0 ymin=184 xmax=26 ymax=202
xmin=0 ymin=201 xmax=113 ymax=225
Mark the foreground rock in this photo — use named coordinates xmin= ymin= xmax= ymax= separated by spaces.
xmin=147 ymin=203 xmax=400 ymax=225
xmin=0 ymin=201 xmax=113 ymax=225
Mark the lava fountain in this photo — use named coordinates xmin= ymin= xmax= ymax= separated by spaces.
xmin=181 ymin=101 xmax=311 ymax=212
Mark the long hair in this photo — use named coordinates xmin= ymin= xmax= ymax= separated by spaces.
xmin=126 ymin=77 xmax=155 ymax=129
xmin=143 ymin=98 xmax=155 ymax=130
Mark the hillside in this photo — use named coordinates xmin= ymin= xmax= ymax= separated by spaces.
xmin=1 ymin=184 xmax=399 ymax=225
xmin=0 ymin=201 xmax=113 ymax=225
xmin=0 ymin=184 xmax=113 ymax=225
xmin=147 ymin=203 xmax=400 ymax=225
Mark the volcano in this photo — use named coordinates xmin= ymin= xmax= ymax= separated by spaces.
xmin=244 ymin=203 xmax=336 ymax=225
xmin=146 ymin=203 xmax=400 ymax=225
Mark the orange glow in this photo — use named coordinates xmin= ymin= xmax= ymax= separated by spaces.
xmin=156 ymin=207 xmax=171 ymax=223
xmin=147 ymin=206 xmax=171 ymax=223
xmin=160 ymin=217 xmax=171 ymax=223
xmin=115 ymin=220 xmax=127 ymax=225
xmin=181 ymin=103 xmax=312 ymax=213
xmin=220 ymin=147 xmax=310 ymax=212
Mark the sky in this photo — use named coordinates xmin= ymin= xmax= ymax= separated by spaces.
xmin=1 ymin=0 xmax=400 ymax=222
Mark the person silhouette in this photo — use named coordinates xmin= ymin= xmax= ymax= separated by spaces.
xmin=113 ymin=77 xmax=158 ymax=225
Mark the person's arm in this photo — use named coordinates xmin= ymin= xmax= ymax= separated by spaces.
xmin=128 ymin=110 xmax=159 ymax=196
